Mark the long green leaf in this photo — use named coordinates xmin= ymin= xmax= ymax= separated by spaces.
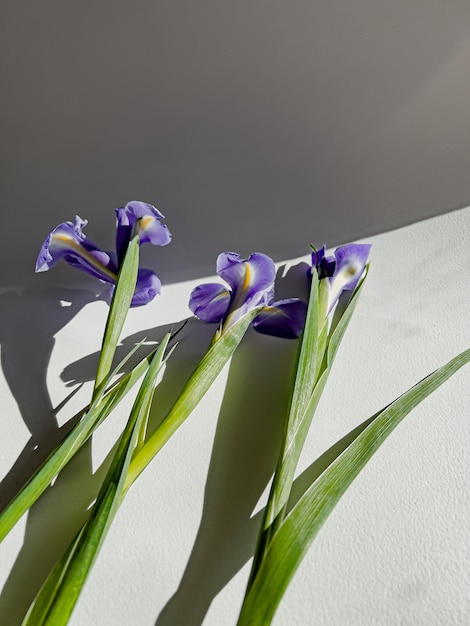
xmin=92 ymin=235 xmax=139 ymax=397
xmin=249 ymin=272 xmax=368 ymax=585
xmin=21 ymin=531 xmax=83 ymax=625
xmin=23 ymin=304 xmax=253 ymax=622
xmin=288 ymin=271 xmax=320 ymax=432
xmin=0 ymin=343 xmax=153 ymax=542
xmin=278 ymin=272 xmax=368 ymax=509
xmin=237 ymin=347 xmax=470 ymax=626
xmin=125 ymin=308 xmax=260 ymax=489
xmin=247 ymin=273 xmax=322 ymax=582
xmin=24 ymin=309 xmax=258 ymax=621
xmin=0 ymin=236 xmax=145 ymax=542
xmin=23 ymin=335 xmax=172 ymax=626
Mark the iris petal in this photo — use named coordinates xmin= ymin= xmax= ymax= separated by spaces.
xmin=35 ymin=216 xmax=118 ymax=283
xmin=116 ymin=201 xmax=171 ymax=262
xmin=214 ymin=253 xmax=276 ymax=329
xmin=189 ymin=283 xmax=231 ymax=322
xmin=36 ymin=202 xmax=169 ymax=307
xmin=131 ymin=269 xmax=162 ymax=306
xmin=332 ymin=244 xmax=371 ymax=290
xmin=253 ymin=299 xmax=308 ymax=339
xmin=327 ymin=243 xmax=371 ymax=312
xmin=311 ymin=245 xmax=336 ymax=279
xmin=189 ymin=252 xmax=308 ymax=338
xmin=107 ymin=268 xmax=162 ymax=306
xmin=217 ymin=252 xmax=276 ymax=299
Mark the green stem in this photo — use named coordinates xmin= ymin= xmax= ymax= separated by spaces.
xmin=124 ymin=311 xmax=258 ymax=491
xmin=246 ymin=271 xmax=366 ymax=589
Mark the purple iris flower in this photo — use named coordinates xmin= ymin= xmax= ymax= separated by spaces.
xmin=35 ymin=201 xmax=171 ymax=306
xmin=312 ymin=243 xmax=371 ymax=313
xmin=252 ymin=298 xmax=308 ymax=339
xmin=189 ymin=252 xmax=307 ymax=339
xmin=115 ymin=201 xmax=171 ymax=262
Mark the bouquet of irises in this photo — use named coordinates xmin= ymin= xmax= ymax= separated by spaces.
xmin=1 ymin=201 xmax=468 ymax=625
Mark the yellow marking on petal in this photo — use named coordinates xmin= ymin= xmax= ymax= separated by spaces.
xmin=260 ymin=306 xmax=287 ymax=317
xmin=139 ymin=216 xmax=154 ymax=231
xmin=54 ymin=234 xmax=117 ymax=281
xmin=242 ymin=262 xmax=252 ymax=292
xmin=214 ymin=289 xmax=230 ymax=300
xmin=220 ymin=261 xmax=257 ymax=333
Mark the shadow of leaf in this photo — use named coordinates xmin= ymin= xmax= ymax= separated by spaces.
xmin=0 ymin=285 xmax=101 ymax=512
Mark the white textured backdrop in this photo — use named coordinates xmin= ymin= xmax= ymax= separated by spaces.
xmin=0 ymin=207 xmax=469 ymax=625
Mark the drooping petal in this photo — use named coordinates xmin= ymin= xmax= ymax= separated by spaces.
xmin=106 ymin=267 xmax=162 ymax=307
xmin=326 ymin=243 xmax=371 ymax=312
xmin=35 ymin=216 xmax=118 ymax=283
xmin=189 ymin=283 xmax=231 ymax=322
xmin=253 ymin=298 xmax=308 ymax=339
xmin=130 ymin=268 xmax=162 ymax=306
xmin=115 ymin=201 xmax=172 ymax=262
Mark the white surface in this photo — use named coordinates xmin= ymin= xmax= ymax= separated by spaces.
xmin=0 ymin=207 xmax=469 ymax=625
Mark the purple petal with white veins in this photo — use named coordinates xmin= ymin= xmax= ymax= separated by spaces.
xmin=116 ymin=201 xmax=171 ymax=262
xmin=253 ymin=298 xmax=308 ymax=339
xmin=35 ymin=216 xmax=118 ymax=283
xmin=189 ymin=283 xmax=231 ymax=322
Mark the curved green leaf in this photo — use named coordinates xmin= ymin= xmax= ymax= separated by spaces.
xmin=238 ymin=347 xmax=470 ymax=626
xmin=125 ymin=308 xmax=260 ymax=489
xmin=23 ymin=335 xmax=172 ymax=626
xmin=249 ymin=271 xmax=368 ymax=584
xmin=0 ymin=343 xmax=153 ymax=543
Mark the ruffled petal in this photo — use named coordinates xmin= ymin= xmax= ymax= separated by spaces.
xmin=116 ymin=201 xmax=171 ymax=261
xmin=216 ymin=252 xmax=276 ymax=299
xmin=35 ymin=216 xmax=118 ymax=283
xmin=253 ymin=298 xmax=308 ymax=339
xmin=189 ymin=282 xmax=231 ymax=322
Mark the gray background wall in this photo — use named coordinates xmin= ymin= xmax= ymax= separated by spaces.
xmin=2 ymin=1 xmax=470 ymax=286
